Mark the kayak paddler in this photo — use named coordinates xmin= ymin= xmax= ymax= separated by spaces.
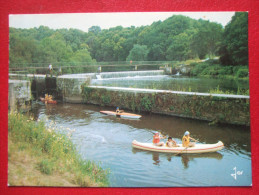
xmin=182 ymin=131 xmax=198 ymax=147
xmin=153 ymin=132 xmax=166 ymax=146
xmin=115 ymin=107 xmax=124 ymax=114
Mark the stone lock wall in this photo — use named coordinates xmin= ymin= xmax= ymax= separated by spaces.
xmin=8 ymin=80 xmax=32 ymax=112
xmin=81 ymin=85 xmax=250 ymax=126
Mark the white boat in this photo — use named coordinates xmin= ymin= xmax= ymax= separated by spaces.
xmin=100 ymin=111 xmax=142 ymax=119
xmin=132 ymin=140 xmax=224 ymax=154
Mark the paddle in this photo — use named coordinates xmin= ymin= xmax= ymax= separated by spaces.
xmin=173 ymin=147 xmax=188 ymax=156
xmin=172 ymin=138 xmax=200 ymax=156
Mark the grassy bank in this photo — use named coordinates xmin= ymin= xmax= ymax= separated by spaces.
xmin=189 ymin=59 xmax=249 ymax=80
xmin=8 ymin=112 xmax=109 ymax=187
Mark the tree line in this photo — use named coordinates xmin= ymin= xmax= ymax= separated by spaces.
xmin=9 ymin=12 xmax=248 ymax=68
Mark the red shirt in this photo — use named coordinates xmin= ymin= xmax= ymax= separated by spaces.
xmin=153 ymin=134 xmax=160 ymax=144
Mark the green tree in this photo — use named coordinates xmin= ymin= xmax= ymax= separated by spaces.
xmin=191 ymin=20 xmax=223 ymax=59
xmin=126 ymin=44 xmax=149 ymax=61
xmin=148 ymin=44 xmax=165 ymax=61
xmin=220 ymin=12 xmax=248 ymax=65
xmin=166 ymin=33 xmax=191 ymax=61
xmin=88 ymin=26 xmax=101 ymax=34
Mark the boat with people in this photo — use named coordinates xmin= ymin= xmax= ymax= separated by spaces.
xmin=40 ymin=94 xmax=57 ymax=104
xmin=100 ymin=110 xmax=142 ymax=119
xmin=40 ymin=97 xmax=57 ymax=104
xmin=132 ymin=140 xmax=224 ymax=154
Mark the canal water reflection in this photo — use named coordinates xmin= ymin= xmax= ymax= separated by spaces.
xmin=32 ymin=102 xmax=251 ymax=187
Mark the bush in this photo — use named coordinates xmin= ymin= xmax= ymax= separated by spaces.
xmin=141 ymin=95 xmax=154 ymax=111
xmin=190 ymin=62 xmax=208 ymax=76
xmin=236 ymin=67 xmax=249 ymax=78
xmin=101 ymin=95 xmax=111 ymax=105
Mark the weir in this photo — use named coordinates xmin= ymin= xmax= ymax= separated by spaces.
xmin=9 ymin=70 xmax=250 ymax=126
xmin=98 ymin=70 xmax=164 ymax=79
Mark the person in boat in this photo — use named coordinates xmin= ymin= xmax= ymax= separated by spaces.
xmin=182 ymin=131 xmax=198 ymax=147
xmin=166 ymin=137 xmax=179 ymax=147
xmin=115 ymin=107 xmax=124 ymax=114
xmin=153 ymin=132 xmax=166 ymax=147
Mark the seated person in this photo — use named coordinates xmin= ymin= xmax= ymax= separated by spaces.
xmin=153 ymin=132 xmax=166 ymax=147
xmin=115 ymin=107 xmax=124 ymax=113
xmin=116 ymin=107 xmax=120 ymax=113
xmin=166 ymin=137 xmax=179 ymax=147
xmin=182 ymin=131 xmax=198 ymax=147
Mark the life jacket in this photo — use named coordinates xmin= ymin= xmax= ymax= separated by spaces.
xmin=182 ymin=135 xmax=190 ymax=147
xmin=153 ymin=135 xmax=160 ymax=144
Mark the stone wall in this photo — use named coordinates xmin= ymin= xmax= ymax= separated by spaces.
xmin=8 ymin=80 xmax=32 ymax=112
xmin=81 ymin=85 xmax=250 ymax=126
xmin=57 ymin=74 xmax=93 ymax=103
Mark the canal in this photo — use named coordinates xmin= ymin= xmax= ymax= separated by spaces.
xmin=31 ymin=102 xmax=251 ymax=187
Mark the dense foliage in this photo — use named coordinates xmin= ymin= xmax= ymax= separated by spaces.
xmin=9 ymin=12 xmax=248 ymax=68
xmin=219 ymin=12 xmax=248 ymax=65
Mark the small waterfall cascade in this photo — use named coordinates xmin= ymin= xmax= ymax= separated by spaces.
xmin=99 ymin=70 xmax=164 ymax=79
xmin=96 ymin=74 xmax=102 ymax=79
xmin=175 ymin=72 xmax=181 ymax=76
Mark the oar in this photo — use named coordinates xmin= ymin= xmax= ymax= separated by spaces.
xmin=173 ymin=146 xmax=188 ymax=156
xmin=173 ymin=139 xmax=200 ymax=156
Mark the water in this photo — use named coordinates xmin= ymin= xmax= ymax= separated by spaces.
xmin=32 ymin=102 xmax=251 ymax=187
xmin=91 ymin=75 xmax=249 ymax=94
xmin=99 ymin=70 xmax=164 ymax=79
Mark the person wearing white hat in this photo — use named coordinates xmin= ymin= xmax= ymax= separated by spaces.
xmin=182 ymin=131 xmax=198 ymax=147
xmin=153 ymin=132 xmax=166 ymax=146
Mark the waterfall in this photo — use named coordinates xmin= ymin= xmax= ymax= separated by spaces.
xmin=99 ymin=70 xmax=164 ymax=79
xmin=96 ymin=74 xmax=102 ymax=79
xmin=175 ymin=72 xmax=181 ymax=76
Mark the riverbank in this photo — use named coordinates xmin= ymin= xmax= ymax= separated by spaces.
xmin=175 ymin=59 xmax=249 ymax=80
xmin=8 ymin=112 xmax=109 ymax=187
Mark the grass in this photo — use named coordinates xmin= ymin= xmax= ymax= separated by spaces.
xmin=208 ymin=85 xmax=249 ymax=96
xmin=8 ymin=112 xmax=110 ymax=187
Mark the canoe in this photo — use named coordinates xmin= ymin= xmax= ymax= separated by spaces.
xmin=132 ymin=140 xmax=224 ymax=154
xmin=100 ymin=111 xmax=142 ymax=119
xmin=40 ymin=97 xmax=57 ymax=104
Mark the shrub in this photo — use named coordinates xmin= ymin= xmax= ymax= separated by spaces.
xmin=101 ymin=95 xmax=111 ymax=105
xmin=141 ymin=95 xmax=153 ymax=111
xmin=236 ymin=67 xmax=249 ymax=78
